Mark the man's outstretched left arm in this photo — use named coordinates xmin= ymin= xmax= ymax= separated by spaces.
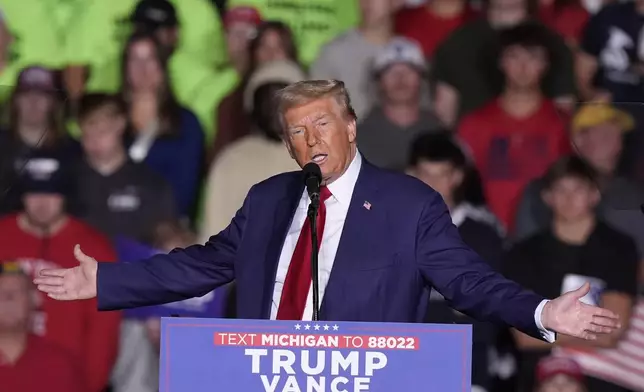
xmin=415 ymin=192 xmax=552 ymax=341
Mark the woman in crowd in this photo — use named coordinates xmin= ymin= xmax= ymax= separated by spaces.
xmin=119 ymin=31 xmax=204 ymax=220
xmin=209 ymin=20 xmax=299 ymax=165
xmin=0 ymin=66 xmax=81 ymax=215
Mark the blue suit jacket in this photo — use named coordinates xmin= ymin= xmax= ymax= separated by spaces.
xmin=98 ymin=160 xmax=545 ymax=338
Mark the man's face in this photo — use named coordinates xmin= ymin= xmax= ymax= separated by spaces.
xmin=543 ymin=177 xmax=599 ymax=222
xmin=488 ymin=0 xmax=528 ymax=28
xmin=379 ymin=63 xmax=422 ymax=105
xmin=226 ymin=21 xmax=256 ymax=59
xmin=572 ymin=122 xmax=623 ymax=174
xmin=23 ymin=193 xmax=65 ymax=227
xmin=500 ymin=45 xmax=548 ymax=90
xmin=254 ymin=29 xmax=288 ymax=66
xmin=0 ymin=274 xmax=32 ymax=333
xmin=283 ymin=97 xmax=357 ymax=184
xmin=359 ymin=0 xmax=401 ymax=26
xmin=127 ymin=40 xmax=163 ymax=92
xmin=537 ymin=374 xmax=586 ymax=392
xmin=16 ymin=91 xmax=54 ymax=128
xmin=153 ymin=26 xmax=178 ymax=50
xmin=80 ymin=107 xmax=126 ymax=161
xmin=410 ymin=160 xmax=463 ymax=204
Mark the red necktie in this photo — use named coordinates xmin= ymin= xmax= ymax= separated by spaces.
xmin=277 ymin=186 xmax=333 ymax=320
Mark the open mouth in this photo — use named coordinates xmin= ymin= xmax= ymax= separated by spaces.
xmin=311 ymin=153 xmax=328 ymax=165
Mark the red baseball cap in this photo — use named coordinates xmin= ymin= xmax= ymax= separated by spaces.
xmin=536 ymin=356 xmax=584 ymax=383
xmin=224 ymin=6 xmax=262 ymax=29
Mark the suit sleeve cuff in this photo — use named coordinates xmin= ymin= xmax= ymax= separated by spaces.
xmin=535 ymin=299 xmax=556 ymax=343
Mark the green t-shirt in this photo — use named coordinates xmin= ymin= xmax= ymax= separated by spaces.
xmin=0 ymin=0 xmax=84 ymax=68
xmin=227 ymin=0 xmax=359 ymax=66
xmin=70 ymin=0 xmax=228 ymax=92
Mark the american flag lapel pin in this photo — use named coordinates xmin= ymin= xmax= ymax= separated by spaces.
xmin=363 ymin=201 xmax=371 ymax=211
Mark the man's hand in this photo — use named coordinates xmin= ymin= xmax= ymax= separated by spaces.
xmin=542 ymin=283 xmax=621 ymax=340
xmin=33 ymin=244 xmax=98 ymax=300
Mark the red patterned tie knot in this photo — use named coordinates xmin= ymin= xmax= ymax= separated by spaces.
xmin=320 ymin=186 xmax=332 ymax=203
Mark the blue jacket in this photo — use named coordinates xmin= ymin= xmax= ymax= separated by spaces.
xmin=97 ymin=160 xmax=546 ymax=339
xmin=138 ymin=108 xmax=204 ymax=217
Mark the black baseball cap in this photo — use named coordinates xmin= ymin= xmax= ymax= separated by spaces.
xmin=18 ymin=155 xmax=74 ymax=197
xmin=131 ymin=0 xmax=178 ymax=29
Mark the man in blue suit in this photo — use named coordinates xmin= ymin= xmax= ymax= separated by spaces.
xmin=35 ymin=80 xmax=620 ymax=343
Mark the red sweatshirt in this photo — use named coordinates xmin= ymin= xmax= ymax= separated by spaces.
xmin=458 ymin=99 xmax=571 ymax=231
xmin=0 ymin=335 xmax=85 ymax=392
xmin=0 ymin=214 xmax=121 ymax=392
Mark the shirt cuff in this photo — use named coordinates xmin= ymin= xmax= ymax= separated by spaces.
xmin=535 ymin=299 xmax=556 ymax=343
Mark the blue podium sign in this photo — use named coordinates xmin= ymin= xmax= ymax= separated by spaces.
xmin=160 ymin=318 xmax=472 ymax=391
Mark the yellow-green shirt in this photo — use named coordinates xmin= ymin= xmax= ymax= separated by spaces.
xmin=0 ymin=0 xmax=84 ymax=68
xmin=227 ymin=0 xmax=359 ymax=66
xmin=69 ymin=0 xmax=228 ymax=92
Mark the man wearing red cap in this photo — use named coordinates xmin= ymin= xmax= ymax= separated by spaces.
xmin=223 ymin=5 xmax=263 ymax=75
xmin=535 ymin=356 xmax=587 ymax=392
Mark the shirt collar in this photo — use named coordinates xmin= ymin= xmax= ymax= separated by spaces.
xmin=326 ymin=151 xmax=362 ymax=206
xmin=450 ymin=203 xmax=467 ymax=227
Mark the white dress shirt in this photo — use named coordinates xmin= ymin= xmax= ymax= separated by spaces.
xmin=271 ymin=151 xmax=362 ymax=320
xmin=269 ymin=152 xmax=555 ymax=343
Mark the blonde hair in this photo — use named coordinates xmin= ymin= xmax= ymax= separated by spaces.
xmin=275 ymin=80 xmax=357 ymax=131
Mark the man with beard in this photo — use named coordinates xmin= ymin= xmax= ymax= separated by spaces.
xmin=357 ymin=37 xmax=442 ymax=171
xmin=0 ymin=156 xmax=120 ymax=392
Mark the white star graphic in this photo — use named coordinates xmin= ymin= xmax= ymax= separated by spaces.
xmin=295 ymin=324 xmax=301 ymax=330
xmin=332 ymin=324 xmax=339 ymax=331
xmin=314 ymin=324 xmax=320 ymax=330
xmin=304 ymin=324 xmax=311 ymax=330
xmin=323 ymin=324 xmax=330 ymax=331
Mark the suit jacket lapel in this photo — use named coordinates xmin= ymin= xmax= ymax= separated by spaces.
xmin=320 ymin=161 xmax=384 ymax=320
xmin=260 ymin=174 xmax=304 ymax=318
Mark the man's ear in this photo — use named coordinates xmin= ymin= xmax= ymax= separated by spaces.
xmin=347 ymin=119 xmax=357 ymax=143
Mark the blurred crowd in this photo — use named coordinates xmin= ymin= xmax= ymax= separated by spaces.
xmin=1 ymin=0 xmax=644 ymax=391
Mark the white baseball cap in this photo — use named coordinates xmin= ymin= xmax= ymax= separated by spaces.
xmin=372 ymin=37 xmax=427 ymax=75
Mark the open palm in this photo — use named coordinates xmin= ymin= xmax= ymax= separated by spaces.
xmin=34 ymin=245 xmax=98 ymax=300
xmin=543 ymin=283 xmax=620 ymax=340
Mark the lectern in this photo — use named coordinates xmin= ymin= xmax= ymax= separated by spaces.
xmin=160 ymin=317 xmax=472 ymax=391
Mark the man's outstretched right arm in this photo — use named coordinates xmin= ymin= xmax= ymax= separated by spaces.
xmin=97 ymin=189 xmax=253 ymax=311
